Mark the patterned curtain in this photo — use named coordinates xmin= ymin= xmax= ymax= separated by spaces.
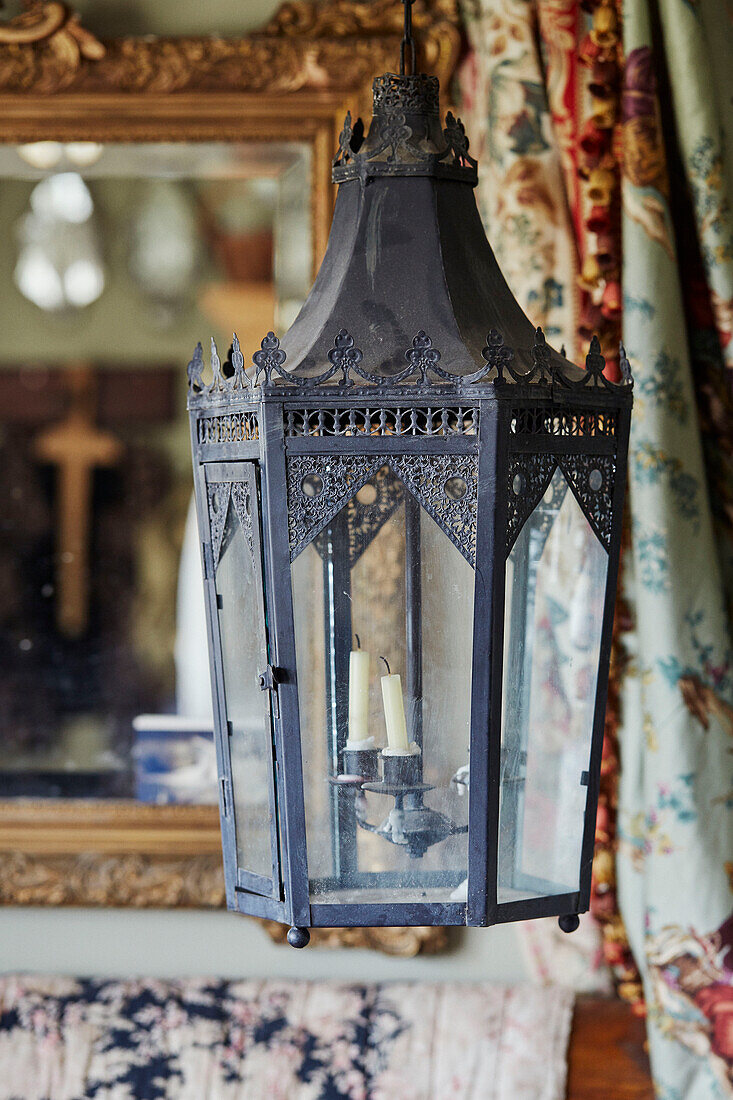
xmin=459 ymin=0 xmax=733 ymax=1091
xmin=458 ymin=0 xmax=640 ymax=998
xmin=619 ymin=0 xmax=733 ymax=1095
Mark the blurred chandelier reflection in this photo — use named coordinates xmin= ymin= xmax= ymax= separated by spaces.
xmin=14 ymin=171 xmax=105 ymax=312
xmin=17 ymin=142 xmax=105 ymax=171
xmin=128 ymin=181 xmax=200 ymax=323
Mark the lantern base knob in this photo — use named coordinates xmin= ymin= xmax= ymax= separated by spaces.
xmin=558 ymin=914 xmax=580 ymax=934
xmin=287 ymin=926 xmax=311 ymax=949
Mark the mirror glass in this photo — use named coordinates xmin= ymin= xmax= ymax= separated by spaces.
xmin=0 ymin=140 xmax=312 ymax=802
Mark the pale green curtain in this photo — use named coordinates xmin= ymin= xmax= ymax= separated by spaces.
xmin=619 ymin=0 xmax=733 ymax=1095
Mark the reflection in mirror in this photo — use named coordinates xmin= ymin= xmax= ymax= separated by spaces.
xmin=0 ymin=141 xmax=311 ymax=802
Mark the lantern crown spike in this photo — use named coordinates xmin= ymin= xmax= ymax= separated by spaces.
xmin=332 ymin=72 xmax=478 ymax=187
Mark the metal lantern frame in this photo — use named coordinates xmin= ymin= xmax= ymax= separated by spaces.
xmin=187 ymin=318 xmax=632 ymax=942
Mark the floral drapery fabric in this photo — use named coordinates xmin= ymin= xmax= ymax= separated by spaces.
xmin=0 ymin=976 xmax=574 ymax=1100
xmin=459 ymin=0 xmax=733 ymax=1093
xmin=458 ymin=0 xmax=639 ymax=998
xmin=618 ymin=0 xmax=733 ymax=1096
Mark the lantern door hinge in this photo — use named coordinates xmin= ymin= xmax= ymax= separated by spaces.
xmin=258 ymin=664 xmax=283 ymax=720
xmin=220 ymin=776 xmax=231 ymax=817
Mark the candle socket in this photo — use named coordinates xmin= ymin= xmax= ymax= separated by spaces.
xmin=382 ymin=751 xmax=422 ymax=787
xmin=342 ymin=746 xmax=380 ymax=782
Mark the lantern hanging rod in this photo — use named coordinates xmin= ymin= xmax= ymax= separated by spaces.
xmin=400 ymin=0 xmax=417 ymax=76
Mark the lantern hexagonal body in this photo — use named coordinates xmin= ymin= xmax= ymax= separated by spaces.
xmin=187 ymin=73 xmax=632 ymax=942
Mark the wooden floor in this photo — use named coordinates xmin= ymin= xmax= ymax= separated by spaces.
xmin=567 ymin=997 xmax=653 ymax=1100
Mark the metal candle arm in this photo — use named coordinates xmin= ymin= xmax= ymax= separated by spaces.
xmin=340 ymin=747 xmax=468 ymax=859
xmin=356 ymin=783 xmax=467 ymax=860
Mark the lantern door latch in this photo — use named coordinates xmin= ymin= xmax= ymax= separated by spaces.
xmin=258 ymin=664 xmax=284 ymax=719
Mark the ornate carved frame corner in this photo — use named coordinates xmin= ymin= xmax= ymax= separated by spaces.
xmin=0 ymin=0 xmax=461 ymax=265
xmin=0 ymin=0 xmax=462 ymax=955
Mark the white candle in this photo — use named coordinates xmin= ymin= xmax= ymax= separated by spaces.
xmin=380 ymin=660 xmax=410 ymax=753
xmin=348 ymin=648 xmax=371 ymax=744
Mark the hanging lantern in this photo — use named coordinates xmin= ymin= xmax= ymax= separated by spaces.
xmin=186 ymin=7 xmax=632 ymax=948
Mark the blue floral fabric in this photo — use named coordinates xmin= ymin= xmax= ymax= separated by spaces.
xmin=0 ymin=976 xmax=573 ymax=1100
xmin=619 ymin=0 xmax=733 ymax=1096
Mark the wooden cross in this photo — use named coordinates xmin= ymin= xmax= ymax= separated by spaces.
xmin=33 ymin=365 xmax=122 ymax=638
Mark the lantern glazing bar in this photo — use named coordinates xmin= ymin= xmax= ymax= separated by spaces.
xmin=576 ymin=404 xmax=632 ymax=912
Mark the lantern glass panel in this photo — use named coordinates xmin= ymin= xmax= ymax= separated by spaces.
xmin=498 ymin=468 xmax=608 ymax=903
xmin=291 ymin=467 xmax=473 ymax=905
xmin=211 ymin=473 xmax=278 ymax=889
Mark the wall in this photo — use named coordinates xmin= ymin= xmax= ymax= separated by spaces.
xmin=0 ymin=0 xmax=534 ymax=986
xmin=68 ymin=0 xmax=284 ymax=38
xmin=0 ymin=910 xmax=528 ymax=983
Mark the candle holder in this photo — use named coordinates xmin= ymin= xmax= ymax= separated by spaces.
xmin=338 ymin=748 xmax=464 ymax=860
xmin=359 ymin=777 xmax=463 ymax=859
xmin=381 ymin=749 xmax=422 ymax=788
xmin=341 ymin=745 xmax=380 ymax=782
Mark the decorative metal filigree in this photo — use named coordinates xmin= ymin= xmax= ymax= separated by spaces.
xmin=207 ymin=482 xmax=232 ymax=570
xmin=231 ymin=482 xmax=255 ymax=563
xmin=390 ymin=454 xmax=478 ymax=567
xmin=510 ymin=407 xmax=617 ymax=438
xmin=506 ymin=454 xmax=557 ymax=555
xmin=313 ymin=465 xmax=404 ymax=566
xmin=287 ymin=453 xmax=479 ymax=567
xmin=372 ymin=72 xmax=439 ymax=115
xmin=506 ymin=453 xmax=617 ymax=554
xmin=208 ymin=479 xmax=256 ymax=570
xmin=284 ymin=405 xmax=478 ymax=437
xmin=558 ymin=454 xmax=616 ymax=549
xmin=198 ymin=410 xmax=259 ymax=445
xmin=286 ymin=455 xmax=385 ymax=560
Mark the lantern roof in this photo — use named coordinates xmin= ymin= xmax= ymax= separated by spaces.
xmin=279 ymin=71 xmax=581 ymax=383
xmin=187 ymin=71 xmax=633 ymax=402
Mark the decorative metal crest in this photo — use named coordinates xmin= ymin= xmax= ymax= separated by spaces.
xmin=253 ymin=331 xmax=289 ymax=387
xmin=188 ymin=329 xmax=633 ymax=402
xmin=332 ymin=74 xmax=478 ymax=185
